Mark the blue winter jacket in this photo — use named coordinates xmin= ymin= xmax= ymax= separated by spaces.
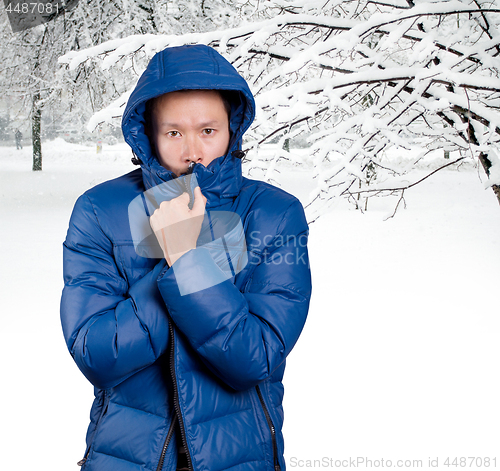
xmin=61 ymin=44 xmax=312 ymax=471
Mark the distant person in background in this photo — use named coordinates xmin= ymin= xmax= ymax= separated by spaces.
xmin=15 ymin=129 xmax=22 ymax=150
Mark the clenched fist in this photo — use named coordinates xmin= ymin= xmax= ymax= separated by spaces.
xmin=150 ymin=186 xmax=207 ymax=266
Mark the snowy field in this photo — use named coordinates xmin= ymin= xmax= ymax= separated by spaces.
xmin=0 ymin=139 xmax=499 ymax=470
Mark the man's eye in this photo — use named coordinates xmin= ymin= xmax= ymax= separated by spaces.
xmin=203 ymin=129 xmax=214 ymax=135
xmin=168 ymin=131 xmax=180 ymax=137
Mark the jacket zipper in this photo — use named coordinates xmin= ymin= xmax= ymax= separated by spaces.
xmin=156 ymin=413 xmax=178 ymax=471
xmin=168 ymin=321 xmax=194 ymax=471
xmin=77 ymin=390 xmax=109 ymax=467
xmin=154 ymin=163 xmax=196 ymax=470
xmin=256 ymin=384 xmax=281 ymax=471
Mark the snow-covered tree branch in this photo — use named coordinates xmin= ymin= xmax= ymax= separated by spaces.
xmin=58 ymin=0 xmax=500 ymax=220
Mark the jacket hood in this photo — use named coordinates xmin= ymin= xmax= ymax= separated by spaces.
xmin=121 ymin=45 xmax=256 ymax=204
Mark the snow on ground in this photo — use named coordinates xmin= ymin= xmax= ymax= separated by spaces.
xmin=0 ymin=140 xmax=498 ymax=470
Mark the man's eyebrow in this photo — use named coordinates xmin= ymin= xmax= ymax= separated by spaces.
xmin=158 ymin=120 xmax=221 ymax=128
xmin=199 ymin=120 xmax=221 ymax=128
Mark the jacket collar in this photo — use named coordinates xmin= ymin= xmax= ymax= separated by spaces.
xmin=141 ymin=151 xmax=243 ymax=209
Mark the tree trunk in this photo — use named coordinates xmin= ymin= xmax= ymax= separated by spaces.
xmin=478 ymin=152 xmax=500 ymax=206
xmin=32 ymin=93 xmax=42 ymax=171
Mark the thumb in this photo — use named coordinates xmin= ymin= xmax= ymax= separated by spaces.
xmin=191 ymin=186 xmax=207 ymax=215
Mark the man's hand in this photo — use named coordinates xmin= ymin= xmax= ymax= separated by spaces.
xmin=150 ymin=186 xmax=207 ymax=266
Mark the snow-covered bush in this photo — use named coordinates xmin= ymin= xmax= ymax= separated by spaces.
xmin=58 ymin=0 xmax=500 ymax=219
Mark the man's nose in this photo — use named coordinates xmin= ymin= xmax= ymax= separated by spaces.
xmin=182 ymin=135 xmax=202 ymax=162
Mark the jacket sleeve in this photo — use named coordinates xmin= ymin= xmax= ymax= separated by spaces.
xmin=60 ymin=194 xmax=170 ymax=390
xmin=157 ymin=198 xmax=312 ymax=391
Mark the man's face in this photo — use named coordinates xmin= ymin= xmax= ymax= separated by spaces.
xmin=151 ymin=90 xmax=230 ymax=177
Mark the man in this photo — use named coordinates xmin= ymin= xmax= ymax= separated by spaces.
xmin=15 ymin=129 xmax=22 ymax=150
xmin=61 ymin=44 xmax=312 ymax=471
